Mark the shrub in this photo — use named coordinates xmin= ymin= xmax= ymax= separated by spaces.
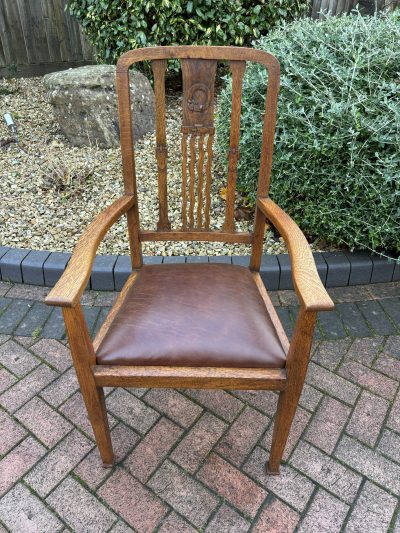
xmin=68 ymin=0 xmax=309 ymax=64
xmin=216 ymin=12 xmax=400 ymax=256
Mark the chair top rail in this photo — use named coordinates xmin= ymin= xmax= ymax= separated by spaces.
xmin=116 ymin=45 xmax=280 ymax=74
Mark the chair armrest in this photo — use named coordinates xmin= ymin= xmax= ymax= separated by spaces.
xmin=45 ymin=195 xmax=135 ymax=308
xmin=257 ymin=197 xmax=334 ymax=312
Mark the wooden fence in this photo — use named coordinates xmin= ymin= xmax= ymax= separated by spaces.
xmin=311 ymin=0 xmax=399 ymax=17
xmin=0 ymin=0 xmax=92 ymax=78
xmin=1 ymin=0 xmax=399 ymax=78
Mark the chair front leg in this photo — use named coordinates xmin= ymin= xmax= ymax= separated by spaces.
xmin=63 ymin=305 xmax=114 ymax=467
xmin=267 ymin=308 xmax=316 ymax=474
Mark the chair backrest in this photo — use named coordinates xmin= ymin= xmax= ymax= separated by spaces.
xmin=115 ymin=46 xmax=280 ymax=268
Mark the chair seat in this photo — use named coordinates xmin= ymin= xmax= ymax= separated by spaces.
xmin=96 ymin=263 xmax=286 ymax=369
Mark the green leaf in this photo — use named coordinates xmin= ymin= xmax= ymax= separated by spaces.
xmin=216 ymin=12 xmax=400 ymax=257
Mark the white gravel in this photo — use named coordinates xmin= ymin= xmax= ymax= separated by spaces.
xmin=0 ymin=76 xmax=291 ymax=257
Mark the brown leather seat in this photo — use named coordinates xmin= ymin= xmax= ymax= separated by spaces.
xmin=96 ymin=263 xmax=286 ymax=368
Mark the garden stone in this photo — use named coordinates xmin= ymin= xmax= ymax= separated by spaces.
xmin=43 ymin=64 xmax=155 ymax=148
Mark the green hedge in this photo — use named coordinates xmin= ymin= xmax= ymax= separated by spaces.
xmin=68 ymin=0 xmax=309 ymax=63
xmin=216 ymin=12 xmax=400 ymax=256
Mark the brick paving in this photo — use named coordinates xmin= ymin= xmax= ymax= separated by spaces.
xmin=0 ymin=280 xmax=399 ymax=532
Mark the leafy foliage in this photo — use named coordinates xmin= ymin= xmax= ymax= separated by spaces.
xmin=217 ymin=12 xmax=400 ymax=256
xmin=68 ymin=0 xmax=309 ymax=64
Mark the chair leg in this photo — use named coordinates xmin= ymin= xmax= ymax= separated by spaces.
xmin=63 ymin=306 xmax=114 ymax=467
xmin=80 ymin=382 xmax=114 ymax=467
xmin=267 ymin=309 xmax=316 ymax=474
xmin=267 ymin=384 xmax=304 ymax=474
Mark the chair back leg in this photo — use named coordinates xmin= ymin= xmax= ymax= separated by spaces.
xmin=63 ymin=306 xmax=114 ymax=467
xmin=267 ymin=309 xmax=316 ymax=473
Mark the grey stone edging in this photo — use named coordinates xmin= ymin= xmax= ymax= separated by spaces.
xmin=0 ymin=245 xmax=398 ymax=292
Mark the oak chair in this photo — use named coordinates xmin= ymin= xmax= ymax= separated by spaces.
xmin=45 ymin=46 xmax=334 ymax=474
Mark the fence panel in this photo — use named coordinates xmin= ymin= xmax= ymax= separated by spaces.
xmin=0 ymin=0 xmax=93 ymax=77
xmin=311 ymin=0 xmax=399 ymax=17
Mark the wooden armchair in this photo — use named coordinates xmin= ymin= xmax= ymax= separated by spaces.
xmin=45 ymin=46 xmax=334 ymax=475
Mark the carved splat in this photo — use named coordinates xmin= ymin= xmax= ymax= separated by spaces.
xmin=181 ymin=59 xmax=217 ymax=131
xmin=181 ymin=59 xmax=217 ymax=230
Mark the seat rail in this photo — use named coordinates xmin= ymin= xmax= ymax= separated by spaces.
xmin=93 ymin=364 xmax=287 ymax=390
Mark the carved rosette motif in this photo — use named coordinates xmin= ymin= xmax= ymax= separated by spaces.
xmin=186 ymin=83 xmax=212 ymax=113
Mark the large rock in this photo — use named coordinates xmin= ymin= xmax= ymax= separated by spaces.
xmin=44 ymin=64 xmax=155 ymax=148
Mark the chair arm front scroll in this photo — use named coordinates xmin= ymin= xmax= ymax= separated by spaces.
xmin=45 ymin=195 xmax=135 ymax=308
xmin=257 ymin=197 xmax=334 ymax=312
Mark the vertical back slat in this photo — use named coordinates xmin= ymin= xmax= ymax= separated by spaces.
xmin=196 ymin=133 xmax=206 ymax=227
xmin=204 ymin=133 xmax=214 ymax=230
xmin=151 ymin=59 xmax=171 ymax=231
xmin=255 ymin=62 xmax=280 ymax=198
xmin=223 ymin=60 xmax=246 ymax=232
xmin=181 ymin=132 xmax=188 ymax=228
xmin=188 ymin=134 xmax=197 ymax=229
xmin=116 ymin=67 xmax=142 ymax=268
xmin=250 ymin=57 xmax=280 ymax=271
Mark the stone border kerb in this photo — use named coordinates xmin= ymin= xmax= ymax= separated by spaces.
xmin=0 ymin=246 xmax=398 ymax=292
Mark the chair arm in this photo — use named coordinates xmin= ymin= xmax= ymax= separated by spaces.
xmin=45 ymin=195 xmax=135 ymax=308
xmin=257 ymin=197 xmax=334 ymax=312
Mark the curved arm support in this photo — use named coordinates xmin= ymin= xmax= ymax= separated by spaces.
xmin=257 ymin=198 xmax=334 ymax=312
xmin=45 ymin=196 xmax=135 ymax=308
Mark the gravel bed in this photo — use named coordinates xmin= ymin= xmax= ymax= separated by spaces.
xmin=0 ymin=76 xmax=291 ymax=257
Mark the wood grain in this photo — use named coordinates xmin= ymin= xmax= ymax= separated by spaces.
xmin=93 ymin=271 xmax=140 ymax=352
xmin=196 ymin=133 xmax=206 ymax=228
xmin=204 ymin=133 xmax=213 ymax=230
xmin=223 ymin=60 xmax=246 ymax=232
xmin=115 ymin=69 xmax=142 ymax=268
xmin=188 ymin=133 xmax=196 ymax=228
xmin=249 ymin=205 xmax=266 ymax=272
xmin=181 ymin=132 xmax=188 ymax=228
xmin=151 ymin=59 xmax=171 ymax=231
xmin=268 ymin=309 xmax=316 ymax=473
xmin=116 ymin=46 xmax=280 ymax=74
xmin=63 ymin=305 xmax=114 ymax=465
xmin=181 ymin=58 xmax=217 ymax=130
xmin=140 ymin=230 xmax=253 ymax=243
xmin=45 ymin=196 xmax=134 ymax=308
xmin=0 ymin=0 xmax=93 ymax=71
xmin=17 ymin=0 xmax=49 ymax=64
xmin=252 ymin=272 xmax=290 ymax=354
xmin=94 ymin=365 xmax=287 ymax=390
xmin=257 ymin=198 xmax=334 ymax=312
xmin=1 ymin=0 xmax=28 ymax=65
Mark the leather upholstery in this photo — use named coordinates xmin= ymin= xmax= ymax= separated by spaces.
xmin=96 ymin=264 xmax=286 ymax=368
